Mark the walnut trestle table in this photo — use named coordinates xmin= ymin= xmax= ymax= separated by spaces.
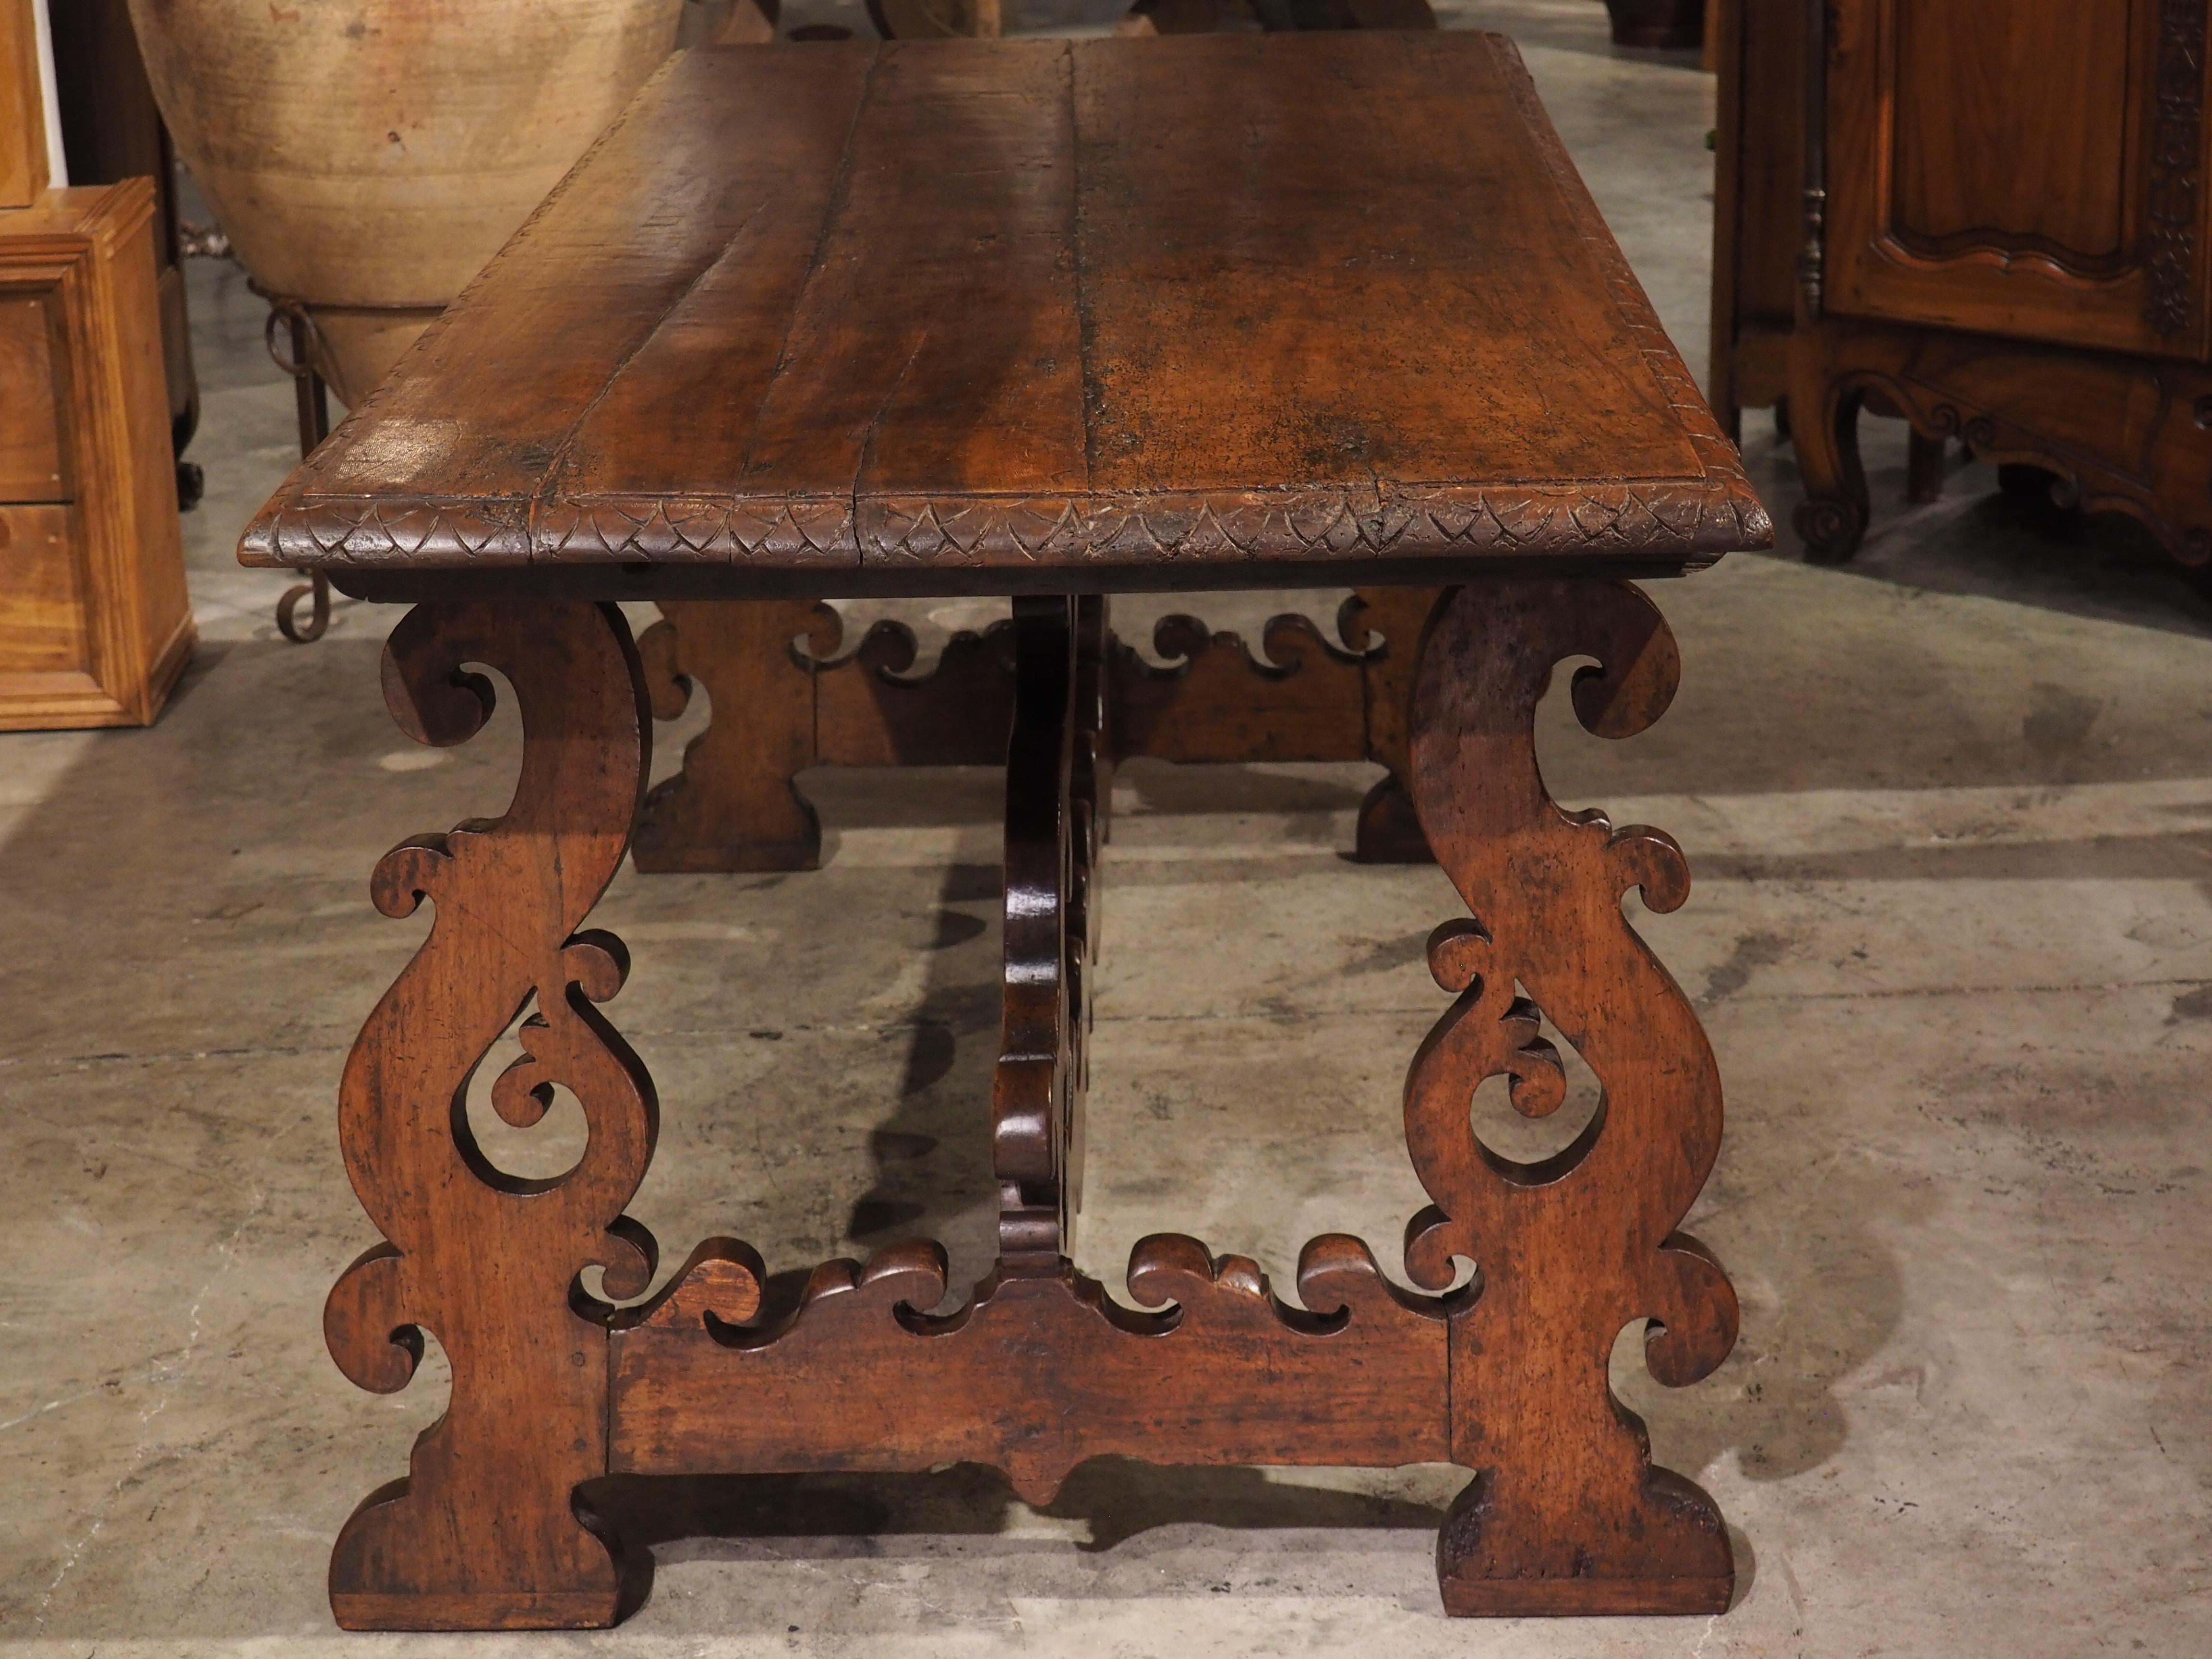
xmin=241 ymin=33 xmax=1774 ymax=1630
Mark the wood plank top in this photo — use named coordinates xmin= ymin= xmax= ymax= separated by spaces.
xmin=241 ymin=33 xmax=1771 ymax=587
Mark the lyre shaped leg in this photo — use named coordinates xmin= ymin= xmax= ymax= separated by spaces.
xmin=323 ymin=601 xmax=660 ymax=1630
xmin=1401 ymin=580 xmax=1739 ymax=1616
xmin=993 ymin=595 xmax=1095 ymax=1271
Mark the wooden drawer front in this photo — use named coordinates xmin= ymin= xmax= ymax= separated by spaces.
xmin=0 ymin=286 xmax=68 ymax=501
xmin=0 ymin=505 xmax=88 ymax=672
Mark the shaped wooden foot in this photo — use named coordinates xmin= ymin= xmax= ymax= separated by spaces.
xmin=324 ymin=601 xmax=660 ymax=1629
xmin=1403 ymin=580 xmax=1738 ymax=1616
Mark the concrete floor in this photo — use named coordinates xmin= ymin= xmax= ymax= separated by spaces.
xmin=7 ymin=3 xmax=2212 ymax=1654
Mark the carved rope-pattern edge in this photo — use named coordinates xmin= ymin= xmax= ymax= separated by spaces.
xmin=242 ymin=478 xmax=1766 ymax=571
xmin=1489 ymin=34 xmax=1773 ymax=551
xmin=239 ymin=36 xmax=1772 ymax=575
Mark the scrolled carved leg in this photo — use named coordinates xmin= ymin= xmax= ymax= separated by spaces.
xmin=1402 ymin=580 xmax=1739 ymax=1616
xmin=631 ymin=599 xmax=840 ymax=873
xmin=324 ymin=601 xmax=660 ymax=1630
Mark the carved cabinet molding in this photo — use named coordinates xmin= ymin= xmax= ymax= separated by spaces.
xmin=1826 ymin=0 xmax=2205 ymax=360
xmin=1711 ymin=0 xmax=2212 ymax=567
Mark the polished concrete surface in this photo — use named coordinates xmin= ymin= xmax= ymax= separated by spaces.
xmin=6 ymin=4 xmax=2211 ymax=1654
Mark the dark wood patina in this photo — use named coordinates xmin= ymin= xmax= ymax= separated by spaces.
xmin=254 ymin=33 xmax=1772 ymax=1632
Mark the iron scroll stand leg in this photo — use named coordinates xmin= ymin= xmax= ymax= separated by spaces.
xmin=261 ymin=297 xmax=334 ymax=643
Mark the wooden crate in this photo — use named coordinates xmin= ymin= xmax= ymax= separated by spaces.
xmin=0 ymin=178 xmax=193 ymax=728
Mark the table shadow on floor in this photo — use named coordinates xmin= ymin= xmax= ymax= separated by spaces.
xmin=583 ymin=1458 xmax=1450 ymax=1562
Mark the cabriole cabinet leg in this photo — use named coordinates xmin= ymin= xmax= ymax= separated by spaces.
xmin=1789 ymin=332 xmax=1871 ymax=564
xmin=323 ymin=601 xmax=661 ymax=1630
xmin=1400 ymin=580 xmax=1739 ymax=1616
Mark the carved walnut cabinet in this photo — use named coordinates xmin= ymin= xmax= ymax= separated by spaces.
xmin=1710 ymin=0 xmax=2212 ymax=563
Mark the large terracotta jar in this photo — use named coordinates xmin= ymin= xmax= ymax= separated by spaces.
xmin=127 ymin=0 xmax=685 ymax=405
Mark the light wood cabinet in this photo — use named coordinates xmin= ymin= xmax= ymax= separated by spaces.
xmin=1711 ymin=0 xmax=2212 ymax=566
xmin=0 ymin=180 xmax=194 ymax=727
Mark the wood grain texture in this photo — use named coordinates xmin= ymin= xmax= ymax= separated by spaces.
xmin=46 ymin=0 xmax=202 ymax=441
xmin=0 ymin=285 xmax=65 ymax=499
xmin=994 ymin=597 xmax=1094 ymax=1269
xmin=1825 ymin=0 xmax=2202 ymax=359
xmin=323 ymin=601 xmax=660 ymax=1630
xmin=610 ymin=1236 xmax=1448 ymax=1503
xmin=0 ymin=502 xmax=83 ymax=669
xmin=1345 ymin=585 xmax=1442 ymax=862
xmin=0 ymin=0 xmax=48 ymax=210
xmin=631 ymin=598 xmax=839 ymax=871
xmin=1403 ymin=580 xmax=1737 ymax=1615
xmin=1705 ymin=0 xmax=1805 ymax=437
xmin=1110 ymin=607 xmax=1369 ymax=765
xmin=622 ymin=593 xmax=1443 ymax=874
xmin=1718 ymin=0 xmax=2212 ymax=572
xmin=240 ymin=35 xmax=1769 ymax=583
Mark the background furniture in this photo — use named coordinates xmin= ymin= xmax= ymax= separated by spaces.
xmin=1710 ymin=0 xmax=2212 ymax=567
xmin=1 ymin=0 xmax=194 ymax=728
xmin=244 ymin=34 xmax=1767 ymax=1630
xmin=1604 ymin=0 xmax=1703 ymax=49
xmin=0 ymin=0 xmax=49 ymax=210
xmin=46 ymin=0 xmax=200 ymax=507
xmin=876 ymin=0 xmax=1439 ymax=43
xmin=0 ymin=180 xmax=196 ymax=727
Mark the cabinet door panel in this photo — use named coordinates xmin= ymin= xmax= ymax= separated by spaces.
xmin=1827 ymin=0 xmax=2207 ymax=358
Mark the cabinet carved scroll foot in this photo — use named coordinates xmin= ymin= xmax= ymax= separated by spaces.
xmin=1790 ymin=317 xmax=2212 ymax=571
xmin=1405 ymin=580 xmax=1739 ymax=1616
xmin=1788 ymin=335 xmax=1872 ymax=565
xmin=324 ymin=601 xmax=660 ymax=1630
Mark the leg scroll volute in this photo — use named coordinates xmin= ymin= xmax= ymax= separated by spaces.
xmin=1402 ymin=580 xmax=1739 ymax=1616
xmin=324 ymin=601 xmax=661 ymax=1630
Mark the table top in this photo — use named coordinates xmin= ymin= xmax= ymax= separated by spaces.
xmin=241 ymin=33 xmax=1770 ymax=597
